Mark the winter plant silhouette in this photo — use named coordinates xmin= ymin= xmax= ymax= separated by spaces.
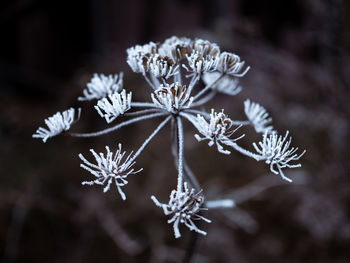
xmin=33 ymin=36 xmax=305 ymax=238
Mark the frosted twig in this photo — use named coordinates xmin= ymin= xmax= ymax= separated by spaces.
xmin=69 ymin=112 xmax=168 ymax=138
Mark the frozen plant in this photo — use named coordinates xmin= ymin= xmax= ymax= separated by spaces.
xmin=33 ymin=36 xmax=306 ymax=239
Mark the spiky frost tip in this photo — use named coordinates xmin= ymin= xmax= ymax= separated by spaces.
xmin=78 ymin=73 xmax=123 ymax=101
xmin=79 ymin=143 xmax=142 ymax=200
xmin=151 ymin=182 xmax=211 ymax=238
xmin=33 ymin=107 xmax=81 ymax=143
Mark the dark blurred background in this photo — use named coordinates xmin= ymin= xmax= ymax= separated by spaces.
xmin=1 ymin=0 xmax=350 ymax=262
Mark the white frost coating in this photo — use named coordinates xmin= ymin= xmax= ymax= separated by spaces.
xmin=151 ymin=182 xmax=211 ymax=238
xmin=206 ymin=199 xmax=235 ymax=209
xmin=158 ymin=36 xmax=193 ymax=61
xmin=79 ymin=143 xmax=142 ymax=200
xmin=253 ymin=131 xmax=306 ymax=182
xmin=192 ymin=38 xmax=220 ymax=57
xmin=193 ymin=109 xmax=244 ymax=154
xmin=151 ymin=82 xmax=193 ymax=113
xmin=78 ymin=73 xmax=123 ymax=101
xmin=244 ymin=99 xmax=274 ymax=134
xmin=94 ymin=89 xmax=132 ymax=123
xmin=185 ymin=50 xmax=218 ymax=74
xmin=126 ymin=42 xmax=158 ymax=74
xmin=148 ymin=54 xmax=179 ymax=79
xmin=215 ymin=52 xmax=250 ymax=77
xmin=33 ymin=107 xmax=81 ymax=143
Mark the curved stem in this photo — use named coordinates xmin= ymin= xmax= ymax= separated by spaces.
xmin=223 ymin=140 xmax=262 ymax=161
xmin=69 ymin=112 xmax=168 ymax=138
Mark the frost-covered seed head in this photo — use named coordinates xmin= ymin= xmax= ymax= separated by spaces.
xmin=159 ymin=36 xmax=193 ymax=61
xmin=253 ymin=131 xmax=306 ymax=182
xmin=32 ymin=108 xmax=81 ymax=143
xmin=186 ymin=50 xmax=219 ymax=74
xmin=94 ymin=89 xmax=132 ymax=123
xmin=78 ymin=73 xmax=123 ymax=101
xmin=126 ymin=42 xmax=158 ymax=74
xmin=216 ymin=52 xmax=249 ymax=77
xmin=151 ymin=182 xmax=211 ymax=238
xmin=244 ymin=99 xmax=274 ymax=134
xmin=151 ymin=83 xmax=193 ymax=113
xmin=79 ymin=143 xmax=142 ymax=200
xmin=194 ymin=109 xmax=243 ymax=154
xmin=192 ymin=38 xmax=220 ymax=57
xmin=148 ymin=54 xmax=179 ymax=79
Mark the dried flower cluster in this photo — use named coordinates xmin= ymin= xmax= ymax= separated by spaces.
xmin=33 ymin=36 xmax=305 ymax=238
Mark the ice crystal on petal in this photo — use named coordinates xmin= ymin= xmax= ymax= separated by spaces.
xmin=78 ymin=73 xmax=123 ymax=101
xmin=151 ymin=83 xmax=193 ymax=113
xmin=253 ymin=131 xmax=306 ymax=182
xmin=79 ymin=144 xmax=142 ymax=200
xmin=33 ymin=108 xmax=81 ymax=143
xmin=194 ymin=109 xmax=244 ymax=154
xmin=94 ymin=89 xmax=132 ymax=123
xmin=202 ymin=72 xmax=242 ymax=96
xmin=244 ymin=99 xmax=274 ymax=134
xmin=151 ymin=182 xmax=211 ymax=238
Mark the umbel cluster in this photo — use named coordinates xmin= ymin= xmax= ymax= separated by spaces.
xmin=33 ymin=36 xmax=305 ymax=238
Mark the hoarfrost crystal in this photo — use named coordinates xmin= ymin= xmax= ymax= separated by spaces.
xmin=244 ymin=99 xmax=274 ymax=134
xmin=253 ymin=131 xmax=306 ymax=182
xmin=193 ymin=109 xmax=244 ymax=154
xmin=159 ymin=36 xmax=192 ymax=61
xmin=79 ymin=144 xmax=142 ymax=200
xmin=95 ymin=89 xmax=132 ymax=123
xmin=126 ymin=42 xmax=158 ymax=74
xmin=148 ymin=54 xmax=179 ymax=79
xmin=216 ymin=52 xmax=250 ymax=77
xmin=78 ymin=73 xmax=123 ymax=101
xmin=32 ymin=107 xmax=81 ymax=143
xmin=151 ymin=182 xmax=211 ymax=238
xmin=151 ymin=83 xmax=193 ymax=113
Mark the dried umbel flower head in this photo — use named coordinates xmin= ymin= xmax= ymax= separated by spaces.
xmin=192 ymin=38 xmax=220 ymax=57
xmin=78 ymin=73 xmax=124 ymax=101
xmin=159 ymin=36 xmax=192 ymax=61
xmin=79 ymin=144 xmax=142 ymax=200
xmin=126 ymin=42 xmax=158 ymax=74
xmin=33 ymin=35 xmax=306 ymax=240
xmin=186 ymin=50 xmax=219 ymax=74
xmin=148 ymin=54 xmax=179 ymax=79
xmin=151 ymin=182 xmax=211 ymax=238
xmin=193 ymin=109 xmax=244 ymax=154
xmin=216 ymin=52 xmax=250 ymax=77
xmin=253 ymin=131 xmax=306 ymax=182
xmin=32 ymin=107 xmax=81 ymax=142
xmin=94 ymin=89 xmax=132 ymax=123
xmin=244 ymin=99 xmax=274 ymax=134
xmin=151 ymin=82 xmax=193 ymax=113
